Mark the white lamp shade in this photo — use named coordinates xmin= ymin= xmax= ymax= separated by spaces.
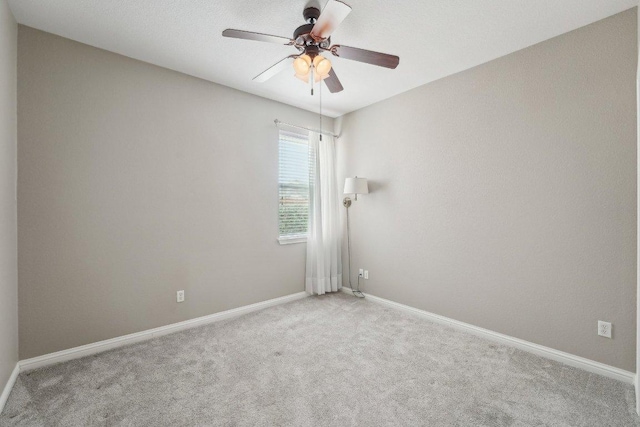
xmin=344 ymin=177 xmax=369 ymax=195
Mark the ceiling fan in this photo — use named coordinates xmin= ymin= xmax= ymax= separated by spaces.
xmin=222 ymin=0 xmax=399 ymax=93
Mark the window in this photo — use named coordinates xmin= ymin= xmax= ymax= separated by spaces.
xmin=278 ymin=130 xmax=314 ymax=244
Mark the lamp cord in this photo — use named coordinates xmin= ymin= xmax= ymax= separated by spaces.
xmin=346 ymin=205 xmax=364 ymax=298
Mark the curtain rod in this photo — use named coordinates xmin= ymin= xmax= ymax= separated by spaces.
xmin=274 ymin=119 xmax=339 ymax=139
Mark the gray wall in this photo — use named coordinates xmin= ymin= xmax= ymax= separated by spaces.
xmin=0 ymin=0 xmax=17 ymax=391
xmin=336 ymin=9 xmax=637 ymax=371
xmin=17 ymin=26 xmax=331 ymax=359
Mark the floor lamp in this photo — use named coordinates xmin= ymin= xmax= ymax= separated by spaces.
xmin=343 ymin=177 xmax=369 ymax=298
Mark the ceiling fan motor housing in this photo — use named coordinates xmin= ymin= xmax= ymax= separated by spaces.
xmin=294 ymin=9 xmax=331 ymax=57
xmin=294 ymin=23 xmax=315 ymax=41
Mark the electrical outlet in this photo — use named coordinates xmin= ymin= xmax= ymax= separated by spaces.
xmin=598 ymin=321 xmax=611 ymax=338
xmin=364 ymin=270 xmax=369 ymax=279
xmin=358 ymin=269 xmax=364 ymax=277
xmin=177 ymin=290 xmax=185 ymax=303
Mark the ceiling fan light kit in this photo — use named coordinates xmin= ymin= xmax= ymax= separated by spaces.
xmin=222 ymin=0 xmax=400 ymax=94
xmin=293 ymin=54 xmax=332 ymax=84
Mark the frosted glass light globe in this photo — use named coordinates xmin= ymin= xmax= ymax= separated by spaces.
xmin=293 ymin=55 xmax=312 ymax=75
xmin=313 ymin=56 xmax=332 ymax=77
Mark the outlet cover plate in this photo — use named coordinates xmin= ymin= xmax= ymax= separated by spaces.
xmin=598 ymin=321 xmax=611 ymax=338
xmin=177 ymin=290 xmax=185 ymax=303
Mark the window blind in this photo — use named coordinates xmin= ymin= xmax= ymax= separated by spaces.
xmin=278 ymin=130 xmax=314 ymax=240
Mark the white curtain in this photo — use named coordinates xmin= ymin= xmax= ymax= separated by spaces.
xmin=305 ymin=131 xmax=342 ymax=295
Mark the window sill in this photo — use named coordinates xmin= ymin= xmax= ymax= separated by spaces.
xmin=278 ymin=236 xmax=307 ymax=245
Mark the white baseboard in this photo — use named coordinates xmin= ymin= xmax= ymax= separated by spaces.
xmin=11 ymin=286 xmax=634 ymax=393
xmin=19 ymin=291 xmax=308 ymax=373
xmin=341 ymin=287 xmax=635 ymax=384
xmin=0 ymin=363 xmax=19 ymax=415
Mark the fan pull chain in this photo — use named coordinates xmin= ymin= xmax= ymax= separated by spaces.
xmin=310 ymin=66 xmax=314 ymax=96
xmin=319 ymin=66 xmax=322 ymax=141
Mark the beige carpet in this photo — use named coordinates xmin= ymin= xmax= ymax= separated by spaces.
xmin=1 ymin=292 xmax=639 ymax=426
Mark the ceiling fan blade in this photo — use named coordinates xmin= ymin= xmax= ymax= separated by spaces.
xmin=324 ymin=68 xmax=344 ymax=93
xmin=310 ymin=0 xmax=352 ymax=40
xmin=253 ymin=56 xmax=298 ymax=82
xmin=222 ymin=29 xmax=294 ymax=45
xmin=330 ymin=45 xmax=399 ymax=69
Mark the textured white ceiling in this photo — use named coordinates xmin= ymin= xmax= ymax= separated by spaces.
xmin=7 ymin=0 xmax=638 ymax=117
